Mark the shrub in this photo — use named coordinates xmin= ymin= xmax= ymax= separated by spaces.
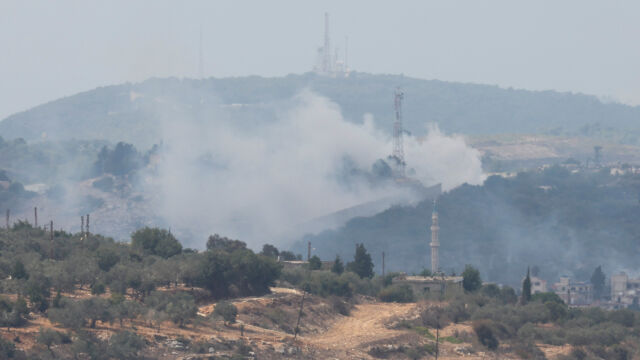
xmin=145 ymin=292 xmax=197 ymax=327
xmin=378 ymin=284 xmax=414 ymax=303
xmin=36 ymin=328 xmax=67 ymax=351
xmin=510 ymin=340 xmax=546 ymax=359
xmin=47 ymin=300 xmax=84 ymax=329
xmin=308 ymin=255 xmax=322 ymax=270
xmin=330 ymin=296 xmax=351 ymax=316
xmin=0 ymin=337 xmax=17 ymax=358
xmin=303 ymin=271 xmax=354 ymax=298
xmin=462 ymin=265 xmax=481 ymax=292
xmin=346 ymin=243 xmax=374 ymax=279
xmin=214 ymin=301 xmax=238 ymax=325
xmin=608 ymin=309 xmax=635 ymax=327
xmin=91 ymin=282 xmax=106 ymax=295
xmin=444 ymin=299 xmax=470 ymax=323
xmin=331 ymin=255 xmax=344 ymax=274
xmin=473 ymin=321 xmax=499 ymax=350
xmin=107 ymin=331 xmax=145 ymax=360
xmin=206 ymin=234 xmax=246 ymax=252
xmin=131 ymin=227 xmax=182 ymax=258
xmin=420 ymin=306 xmax=450 ymax=329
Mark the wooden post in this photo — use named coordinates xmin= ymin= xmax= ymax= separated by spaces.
xmin=435 ymin=316 xmax=440 ymax=360
xmin=382 ymin=251 xmax=385 ymax=277
xmin=50 ymin=220 xmax=54 ymax=259
xmin=34 ymin=207 xmax=38 ymax=228
xmin=294 ymin=290 xmax=306 ymax=340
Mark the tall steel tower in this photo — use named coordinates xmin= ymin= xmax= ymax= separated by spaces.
xmin=392 ymin=88 xmax=406 ymax=177
xmin=198 ymin=26 xmax=204 ymax=79
xmin=322 ymin=12 xmax=332 ymax=74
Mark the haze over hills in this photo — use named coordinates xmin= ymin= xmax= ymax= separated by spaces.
xmin=3 ymin=72 xmax=640 ymax=285
xmin=2 ymin=73 xmax=640 ymax=148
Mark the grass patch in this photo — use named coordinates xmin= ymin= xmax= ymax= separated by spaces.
xmin=413 ymin=326 xmax=435 ymax=340
xmin=442 ymin=336 xmax=463 ymax=344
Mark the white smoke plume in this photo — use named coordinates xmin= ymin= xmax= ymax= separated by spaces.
xmin=154 ymin=90 xmax=485 ymax=248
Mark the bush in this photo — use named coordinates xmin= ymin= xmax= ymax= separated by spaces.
xmin=131 ymin=227 xmax=182 ymax=258
xmin=331 ymin=255 xmax=344 ymax=274
xmin=47 ymin=299 xmax=85 ymax=329
xmin=473 ymin=321 xmax=499 ymax=350
xmin=462 ymin=265 xmax=482 ymax=292
xmin=214 ymin=301 xmax=238 ymax=325
xmin=303 ymin=271 xmax=354 ymax=298
xmin=444 ymin=299 xmax=470 ymax=323
xmin=36 ymin=328 xmax=68 ymax=351
xmin=346 ymin=243 xmax=374 ymax=279
xmin=91 ymin=282 xmax=106 ymax=295
xmin=107 ymin=331 xmax=145 ymax=360
xmin=608 ymin=309 xmax=635 ymax=327
xmin=378 ymin=285 xmax=414 ymax=303
xmin=308 ymin=255 xmax=322 ymax=270
xmin=420 ymin=306 xmax=450 ymax=329
xmin=330 ymin=296 xmax=351 ymax=316
xmin=510 ymin=340 xmax=546 ymax=359
xmin=0 ymin=337 xmax=17 ymax=358
xmin=145 ymin=292 xmax=197 ymax=327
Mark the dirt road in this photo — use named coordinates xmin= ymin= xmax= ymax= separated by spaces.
xmin=306 ymin=302 xmax=417 ymax=356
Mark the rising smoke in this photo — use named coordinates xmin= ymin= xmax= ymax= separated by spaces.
xmin=154 ymin=90 xmax=485 ymax=248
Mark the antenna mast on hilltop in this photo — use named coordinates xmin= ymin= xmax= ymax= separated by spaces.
xmin=198 ymin=26 xmax=204 ymax=79
xmin=392 ymin=88 xmax=406 ymax=177
xmin=322 ymin=13 xmax=332 ymax=74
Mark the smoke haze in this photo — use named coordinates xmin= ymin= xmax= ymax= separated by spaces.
xmin=154 ymin=91 xmax=485 ymax=248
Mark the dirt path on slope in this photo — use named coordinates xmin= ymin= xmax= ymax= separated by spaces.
xmin=306 ymin=302 xmax=416 ymax=354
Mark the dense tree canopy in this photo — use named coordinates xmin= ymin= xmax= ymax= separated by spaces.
xmin=347 ymin=244 xmax=374 ymax=279
xmin=131 ymin=227 xmax=182 ymax=258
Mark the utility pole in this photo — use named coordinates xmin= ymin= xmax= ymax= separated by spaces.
xmin=86 ymin=214 xmax=90 ymax=235
xmin=294 ymin=290 xmax=306 ymax=340
xmin=81 ymin=215 xmax=85 ymax=236
xmin=5 ymin=209 xmax=9 ymax=229
xmin=307 ymin=241 xmax=311 ymax=261
xmin=435 ymin=315 xmax=440 ymax=360
xmin=34 ymin=207 xmax=38 ymax=228
xmin=50 ymin=220 xmax=54 ymax=259
xmin=382 ymin=251 xmax=386 ymax=277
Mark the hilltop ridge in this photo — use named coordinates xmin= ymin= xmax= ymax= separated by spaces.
xmin=3 ymin=73 xmax=640 ymax=147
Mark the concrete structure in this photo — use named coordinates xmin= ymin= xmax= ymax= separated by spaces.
xmin=280 ymin=260 xmax=334 ymax=271
xmin=392 ymin=274 xmax=462 ymax=297
xmin=430 ymin=200 xmax=439 ymax=274
xmin=552 ymin=276 xmax=592 ymax=305
xmin=610 ymin=272 xmax=640 ymax=308
xmin=530 ymin=276 xmax=547 ymax=294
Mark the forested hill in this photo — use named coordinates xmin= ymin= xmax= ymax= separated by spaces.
xmin=294 ymin=167 xmax=640 ymax=287
xmin=3 ymin=73 xmax=640 ymax=147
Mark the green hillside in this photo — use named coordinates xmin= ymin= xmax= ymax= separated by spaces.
xmin=294 ymin=166 xmax=640 ymax=287
xmin=2 ymin=73 xmax=640 ymax=147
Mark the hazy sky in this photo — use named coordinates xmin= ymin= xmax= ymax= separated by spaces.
xmin=1 ymin=1 xmax=639 ymax=120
